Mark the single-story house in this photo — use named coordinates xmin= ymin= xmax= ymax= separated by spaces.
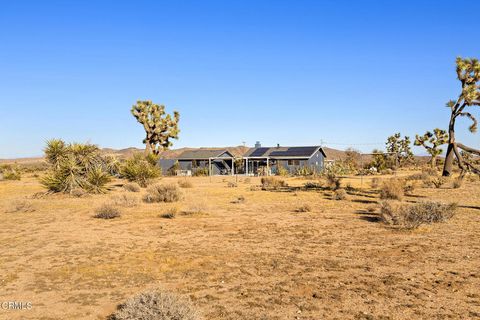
xmin=243 ymin=144 xmax=326 ymax=175
xmin=159 ymin=149 xmax=236 ymax=176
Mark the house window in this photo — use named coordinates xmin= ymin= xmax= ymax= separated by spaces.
xmin=288 ymin=160 xmax=300 ymax=166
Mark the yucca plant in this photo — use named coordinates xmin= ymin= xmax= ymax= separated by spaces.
xmin=41 ymin=139 xmax=114 ymax=194
xmin=120 ymin=153 xmax=161 ymax=187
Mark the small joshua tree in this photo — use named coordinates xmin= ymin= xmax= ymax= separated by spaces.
xmin=442 ymin=57 xmax=480 ymax=177
xmin=386 ymin=133 xmax=413 ymax=168
xmin=414 ymin=128 xmax=448 ymax=168
xmin=131 ymin=100 xmax=180 ymax=155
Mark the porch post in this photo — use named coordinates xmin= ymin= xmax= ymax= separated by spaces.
xmin=208 ymin=158 xmax=211 ymax=176
xmin=266 ymin=158 xmax=269 ymax=176
xmin=245 ymin=158 xmax=248 ymax=175
xmin=232 ymin=158 xmax=234 ymax=175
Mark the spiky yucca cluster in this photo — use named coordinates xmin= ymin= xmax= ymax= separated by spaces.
xmin=41 ymin=139 xmax=115 ymax=194
xmin=119 ymin=153 xmax=161 ymax=187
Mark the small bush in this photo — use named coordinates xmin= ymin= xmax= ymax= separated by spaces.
xmin=380 ymin=201 xmax=457 ymax=229
xmin=109 ymin=288 xmax=200 ymax=320
xmin=249 ymin=185 xmax=261 ymax=191
xmin=193 ymin=167 xmax=208 ymax=176
xmin=431 ymin=176 xmax=447 ymax=188
xmin=2 ymin=168 xmax=21 ymax=181
xmin=227 ymin=182 xmax=237 ymax=188
xmin=261 ymin=177 xmax=287 ymax=190
xmin=304 ymin=181 xmax=323 ymax=190
xmin=182 ymin=203 xmax=207 ymax=215
xmin=370 ymin=177 xmax=381 ymax=189
xmin=144 ymin=183 xmax=183 ymax=203
xmin=452 ymin=178 xmax=463 ymax=189
xmin=94 ymin=204 xmax=121 ymax=219
xmin=120 ymin=153 xmax=161 ymax=187
xmin=5 ymin=200 xmax=35 ymax=213
xmin=160 ymin=208 xmax=177 ymax=219
xmin=379 ymin=178 xmax=405 ymax=200
xmin=231 ymin=195 xmax=246 ymax=204
xmin=111 ymin=193 xmax=139 ymax=207
xmin=178 ymin=180 xmax=193 ymax=188
xmin=244 ymin=178 xmax=251 ymax=184
xmin=403 ymin=181 xmax=415 ymax=194
xmin=296 ymin=203 xmax=312 ymax=212
xmin=123 ymin=182 xmax=141 ymax=192
xmin=406 ymin=172 xmax=429 ymax=181
xmin=333 ymin=188 xmax=347 ymax=200
xmin=325 ymin=173 xmax=341 ymax=190
xmin=70 ymin=188 xmax=86 ymax=198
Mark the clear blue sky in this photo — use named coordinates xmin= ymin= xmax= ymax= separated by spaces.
xmin=1 ymin=0 xmax=479 ymax=158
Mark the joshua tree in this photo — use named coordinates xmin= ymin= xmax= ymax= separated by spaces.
xmin=442 ymin=57 xmax=480 ymax=177
xmin=131 ymin=100 xmax=180 ymax=155
xmin=386 ymin=133 xmax=413 ymax=168
xmin=414 ymin=129 xmax=448 ymax=168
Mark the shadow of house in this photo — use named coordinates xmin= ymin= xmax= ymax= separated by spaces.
xmin=159 ymin=149 xmax=235 ymax=176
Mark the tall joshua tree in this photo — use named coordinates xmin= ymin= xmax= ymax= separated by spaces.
xmin=131 ymin=100 xmax=180 ymax=155
xmin=386 ymin=133 xmax=413 ymax=168
xmin=414 ymin=129 xmax=448 ymax=168
xmin=442 ymin=57 xmax=480 ymax=177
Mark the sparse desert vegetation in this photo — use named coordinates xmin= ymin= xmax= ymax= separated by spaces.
xmin=1 ymin=170 xmax=479 ymax=319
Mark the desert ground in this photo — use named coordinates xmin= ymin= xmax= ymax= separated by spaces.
xmin=0 ymin=172 xmax=479 ymax=320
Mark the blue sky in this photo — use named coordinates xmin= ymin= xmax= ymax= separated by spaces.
xmin=1 ymin=0 xmax=479 ymax=158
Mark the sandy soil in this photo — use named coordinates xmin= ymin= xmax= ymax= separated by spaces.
xmin=0 ymin=173 xmax=479 ymax=320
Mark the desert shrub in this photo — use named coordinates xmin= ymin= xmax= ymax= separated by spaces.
xmin=0 ymin=165 xmax=21 ymax=181
xmin=178 ymin=180 xmax=193 ymax=188
xmin=422 ymin=167 xmax=438 ymax=176
xmin=260 ymin=177 xmax=287 ymax=190
xmin=94 ymin=204 xmax=121 ymax=219
xmin=325 ymin=173 xmax=341 ymax=190
xmin=244 ymin=178 xmax=251 ymax=184
xmin=452 ymin=178 xmax=463 ymax=189
xmin=111 ymin=193 xmax=139 ymax=207
xmin=294 ymin=166 xmax=315 ymax=176
xmin=70 ymin=188 xmax=86 ymax=198
xmin=41 ymin=139 xmax=114 ymax=194
xmin=160 ymin=207 xmax=177 ymax=219
xmin=182 ymin=202 xmax=207 ymax=215
xmin=123 ymin=182 xmax=141 ymax=192
xmin=249 ymin=185 xmax=261 ymax=191
xmin=304 ymin=181 xmax=323 ymax=189
xmin=192 ymin=167 xmax=208 ymax=176
xmin=380 ymin=201 xmax=457 ymax=229
xmin=403 ymin=181 xmax=416 ymax=194
xmin=379 ymin=178 xmax=405 ymax=200
xmin=333 ymin=188 xmax=347 ymax=200
xmin=109 ymin=288 xmax=200 ymax=320
xmin=296 ymin=203 xmax=312 ymax=212
xmin=431 ymin=176 xmax=447 ymax=188
xmin=120 ymin=153 xmax=161 ymax=187
xmin=231 ymin=195 xmax=246 ymax=204
xmin=5 ymin=199 xmax=35 ymax=213
xmin=370 ymin=177 xmax=381 ymax=189
xmin=144 ymin=183 xmax=183 ymax=203
xmin=276 ymin=164 xmax=289 ymax=176
xmin=227 ymin=182 xmax=237 ymax=188
xmin=406 ymin=172 xmax=429 ymax=181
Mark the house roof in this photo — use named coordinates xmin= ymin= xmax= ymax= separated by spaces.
xmin=244 ymin=146 xmax=326 ymax=159
xmin=177 ymin=149 xmax=234 ymax=160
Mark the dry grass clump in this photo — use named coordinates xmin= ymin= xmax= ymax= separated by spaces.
xmin=231 ymin=195 xmax=246 ymax=204
xmin=111 ymin=193 xmax=139 ymax=207
xmin=333 ymin=188 xmax=347 ymax=200
xmin=380 ymin=201 xmax=457 ymax=229
xmin=5 ymin=199 xmax=35 ymax=213
xmin=227 ymin=181 xmax=238 ymax=188
xmin=182 ymin=202 xmax=207 ymax=216
xmin=431 ymin=176 xmax=447 ymax=189
xmin=249 ymin=185 xmax=261 ymax=191
xmin=123 ymin=182 xmax=141 ymax=192
xmin=296 ymin=203 xmax=312 ymax=212
xmin=160 ymin=207 xmax=178 ymax=219
xmin=243 ymin=178 xmax=251 ymax=184
xmin=178 ymin=180 xmax=193 ymax=188
xmin=93 ymin=204 xmax=121 ymax=219
xmin=366 ymin=206 xmax=376 ymax=213
xmin=304 ymin=181 xmax=323 ymax=190
xmin=452 ymin=178 xmax=463 ymax=189
xmin=70 ymin=188 xmax=87 ymax=198
xmin=109 ymin=288 xmax=200 ymax=320
xmin=144 ymin=183 xmax=183 ymax=203
xmin=260 ymin=177 xmax=287 ymax=190
xmin=379 ymin=178 xmax=405 ymax=200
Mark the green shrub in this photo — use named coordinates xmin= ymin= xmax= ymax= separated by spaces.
xmin=380 ymin=201 xmax=457 ymax=229
xmin=120 ymin=153 xmax=161 ymax=187
xmin=276 ymin=164 xmax=289 ymax=176
xmin=2 ymin=168 xmax=21 ymax=181
xmin=192 ymin=167 xmax=208 ymax=176
xmin=109 ymin=288 xmax=200 ymax=320
xmin=144 ymin=183 xmax=183 ymax=203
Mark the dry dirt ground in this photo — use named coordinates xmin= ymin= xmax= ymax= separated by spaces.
xmin=0 ymin=173 xmax=479 ymax=320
